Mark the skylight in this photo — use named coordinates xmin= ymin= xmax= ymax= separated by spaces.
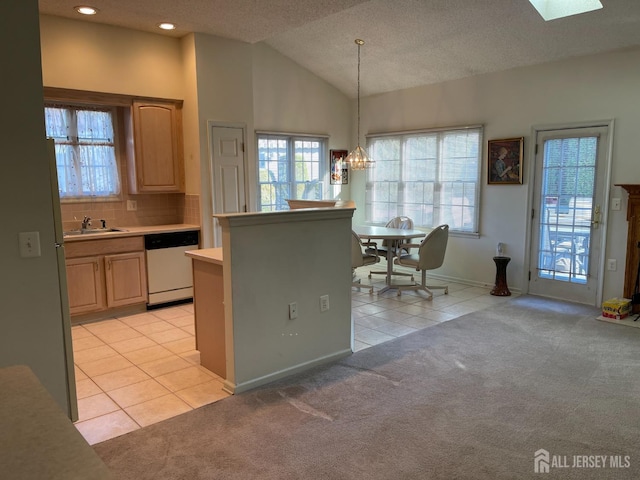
xmin=528 ymin=0 xmax=603 ymax=21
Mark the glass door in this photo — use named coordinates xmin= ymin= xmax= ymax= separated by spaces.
xmin=529 ymin=125 xmax=609 ymax=305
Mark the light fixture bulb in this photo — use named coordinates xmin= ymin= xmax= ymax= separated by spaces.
xmin=75 ymin=5 xmax=98 ymax=15
xmin=158 ymin=22 xmax=176 ymax=30
xmin=346 ymin=39 xmax=374 ymax=171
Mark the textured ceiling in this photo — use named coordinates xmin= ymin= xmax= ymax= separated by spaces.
xmin=38 ymin=0 xmax=640 ymax=98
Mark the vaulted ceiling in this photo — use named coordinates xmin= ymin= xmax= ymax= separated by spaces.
xmin=38 ymin=0 xmax=640 ymax=97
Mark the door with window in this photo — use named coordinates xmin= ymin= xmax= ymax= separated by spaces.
xmin=528 ymin=124 xmax=610 ymax=305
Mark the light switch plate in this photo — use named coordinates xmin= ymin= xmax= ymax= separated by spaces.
xmin=19 ymin=231 xmax=41 ymax=258
xmin=611 ymin=198 xmax=621 ymax=211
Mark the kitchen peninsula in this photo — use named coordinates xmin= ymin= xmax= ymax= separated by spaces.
xmin=186 ymin=206 xmax=354 ymax=394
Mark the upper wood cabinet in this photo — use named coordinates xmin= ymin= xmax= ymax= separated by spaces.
xmin=126 ymin=100 xmax=185 ymax=194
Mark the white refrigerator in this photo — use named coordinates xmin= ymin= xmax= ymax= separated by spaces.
xmin=46 ymin=138 xmax=78 ymax=421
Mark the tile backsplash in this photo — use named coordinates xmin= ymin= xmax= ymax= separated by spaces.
xmin=60 ymin=193 xmax=200 ymax=232
xmin=183 ymin=194 xmax=201 ymax=226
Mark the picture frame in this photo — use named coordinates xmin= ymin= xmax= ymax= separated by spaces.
xmin=488 ymin=137 xmax=524 ymax=185
xmin=330 ymin=149 xmax=348 ymax=185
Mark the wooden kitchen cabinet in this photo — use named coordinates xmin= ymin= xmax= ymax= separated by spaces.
xmin=126 ymin=100 xmax=185 ymax=194
xmin=185 ymin=248 xmax=226 ymax=378
xmin=104 ymin=251 xmax=147 ymax=308
xmin=66 ymin=256 xmax=106 ymax=315
xmin=65 ymin=236 xmax=147 ymax=317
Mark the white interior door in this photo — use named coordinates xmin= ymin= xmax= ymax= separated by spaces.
xmin=210 ymin=125 xmax=247 ymax=247
xmin=528 ymin=124 xmax=610 ymax=305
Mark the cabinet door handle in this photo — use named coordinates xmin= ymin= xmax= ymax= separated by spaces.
xmin=94 ymin=261 xmax=98 ymax=272
xmin=106 ymin=260 xmax=111 ymax=270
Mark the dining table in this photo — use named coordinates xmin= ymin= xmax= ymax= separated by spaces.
xmin=354 ymin=225 xmax=427 ymax=294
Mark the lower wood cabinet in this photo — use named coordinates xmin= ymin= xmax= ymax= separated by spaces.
xmin=65 ymin=237 xmax=147 ymax=316
xmin=104 ymin=251 xmax=147 ymax=308
xmin=66 ymin=256 xmax=106 ymax=315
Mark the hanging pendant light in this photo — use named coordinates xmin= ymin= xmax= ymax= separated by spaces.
xmin=346 ymin=39 xmax=374 ymax=170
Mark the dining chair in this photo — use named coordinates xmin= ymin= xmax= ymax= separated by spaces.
xmin=393 ymin=224 xmax=449 ymax=299
xmin=352 ymin=230 xmax=378 ymax=294
xmin=368 ymin=216 xmax=415 ymax=281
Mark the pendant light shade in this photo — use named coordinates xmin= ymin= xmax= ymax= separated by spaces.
xmin=346 ymin=39 xmax=374 ymax=170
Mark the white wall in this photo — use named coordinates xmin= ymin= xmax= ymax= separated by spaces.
xmin=0 ymin=0 xmax=72 ymax=414
xmin=39 ymin=15 xmax=184 ymax=99
xmin=190 ymin=33 xmax=255 ymax=248
xmin=252 ymin=43 xmax=353 ymax=203
xmin=217 ymin=208 xmax=353 ymax=392
xmin=354 ymin=48 xmax=640 ymax=300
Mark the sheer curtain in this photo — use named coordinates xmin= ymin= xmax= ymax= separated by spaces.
xmin=44 ymin=106 xmax=120 ymax=198
xmin=365 ymin=126 xmax=482 ymax=233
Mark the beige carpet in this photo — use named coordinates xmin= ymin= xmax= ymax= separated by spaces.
xmin=95 ymin=296 xmax=640 ymax=479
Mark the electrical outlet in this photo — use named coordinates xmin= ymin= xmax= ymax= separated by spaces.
xmin=320 ymin=295 xmax=330 ymax=312
xmin=18 ymin=231 xmax=41 ymax=258
xmin=611 ymin=198 xmax=621 ymax=211
xmin=288 ymin=302 xmax=298 ymax=320
xmin=607 ymin=259 xmax=617 ymax=271
xmin=127 ymin=200 xmax=137 ymax=211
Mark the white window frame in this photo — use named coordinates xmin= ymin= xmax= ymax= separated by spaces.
xmin=44 ymin=103 xmax=121 ymax=201
xmin=256 ymin=132 xmax=328 ymax=211
xmin=365 ymin=125 xmax=483 ymax=234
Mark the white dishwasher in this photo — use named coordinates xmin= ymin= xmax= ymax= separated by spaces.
xmin=145 ymin=230 xmax=200 ymax=307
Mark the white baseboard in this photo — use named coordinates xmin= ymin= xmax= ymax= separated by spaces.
xmin=391 ymin=264 xmax=522 ymax=294
xmin=222 ymin=348 xmax=353 ymax=395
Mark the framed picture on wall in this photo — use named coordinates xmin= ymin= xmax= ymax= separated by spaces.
xmin=488 ymin=137 xmax=524 ymax=185
xmin=330 ymin=149 xmax=348 ymax=185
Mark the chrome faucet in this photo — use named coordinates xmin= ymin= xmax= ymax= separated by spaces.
xmin=81 ymin=216 xmax=92 ymax=230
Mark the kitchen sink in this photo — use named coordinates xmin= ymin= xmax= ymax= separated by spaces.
xmin=63 ymin=228 xmax=128 ymax=237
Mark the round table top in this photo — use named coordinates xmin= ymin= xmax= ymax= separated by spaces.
xmin=354 ymin=225 xmax=427 ymax=240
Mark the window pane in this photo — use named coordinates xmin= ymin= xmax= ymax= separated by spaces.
xmin=257 ymin=134 xmax=327 ymax=211
xmin=77 ymin=110 xmax=113 ymax=143
xmin=366 ymin=127 xmax=481 ymax=233
xmin=45 ymin=106 xmax=120 ymax=198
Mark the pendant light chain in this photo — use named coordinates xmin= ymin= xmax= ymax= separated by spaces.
xmin=347 ymin=38 xmax=374 ymax=170
xmin=357 ymin=40 xmax=361 ymax=146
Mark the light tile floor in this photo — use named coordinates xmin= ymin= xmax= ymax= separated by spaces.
xmin=351 ymin=264 xmax=516 ymax=352
xmin=72 ymin=262 xmax=516 ymax=445
xmin=72 ymin=302 xmax=230 ymax=445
